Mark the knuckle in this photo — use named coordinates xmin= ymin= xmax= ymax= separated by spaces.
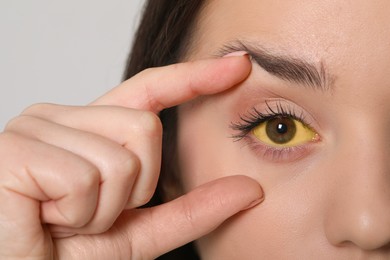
xmin=0 ymin=132 xmax=33 ymax=167
xmin=4 ymin=115 xmax=36 ymax=132
xmin=20 ymin=103 xmax=54 ymax=116
xmin=110 ymin=149 xmax=140 ymax=182
xmin=0 ymin=131 xmax=26 ymax=150
xmin=0 ymin=132 xmax=18 ymax=151
xmin=137 ymin=111 xmax=163 ymax=137
xmin=69 ymin=163 xmax=100 ymax=198
xmin=61 ymin=166 xmax=100 ymax=228
xmin=65 ymin=165 xmax=100 ymax=227
xmin=3 ymin=116 xmax=19 ymax=132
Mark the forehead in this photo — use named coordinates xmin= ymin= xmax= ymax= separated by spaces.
xmin=190 ymin=0 xmax=390 ymax=100
xmin=193 ymin=0 xmax=390 ymax=59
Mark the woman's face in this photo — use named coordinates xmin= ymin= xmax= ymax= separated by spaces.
xmin=177 ymin=0 xmax=390 ymax=258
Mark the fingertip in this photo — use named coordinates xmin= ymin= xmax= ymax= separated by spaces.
xmin=210 ymin=53 xmax=252 ymax=92
xmin=222 ymin=51 xmax=252 ymax=72
xmin=190 ymin=175 xmax=264 ymax=214
xmin=220 ymin=175 xmax=264 ymax=205
xmin=223 ymin=51 xmax=249 ymax=57
xmin=242 ymin=194 xmax=265 ymax=211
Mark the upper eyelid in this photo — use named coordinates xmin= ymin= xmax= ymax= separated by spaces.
xmin=265 ymin=98 xmax=321 ymax=130
xmin=230 ymin=99 xmax=318 ymax=140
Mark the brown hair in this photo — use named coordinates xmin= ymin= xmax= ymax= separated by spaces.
xmin=123 ymin=0 xmax=205 ymax=259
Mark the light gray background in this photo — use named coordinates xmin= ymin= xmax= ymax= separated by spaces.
xmin=0 ymin=0 xmax=145 ymax=129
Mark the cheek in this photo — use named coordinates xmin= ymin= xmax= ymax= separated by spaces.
xmin=196 ymin=178 xmax=330 ymax=259
xmin=191 ymin=159 xmax=333 ymax=258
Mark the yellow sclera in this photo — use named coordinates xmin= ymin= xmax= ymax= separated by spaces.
xmin=252 ymin=117 xmax=317 ymax=148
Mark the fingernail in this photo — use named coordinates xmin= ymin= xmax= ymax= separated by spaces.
xmin=223 ymin=51 xmax=248 ymax=58
xmin=243 ymin=196 xmax=265 ymax=211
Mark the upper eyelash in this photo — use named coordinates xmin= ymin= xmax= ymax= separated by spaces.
xmin=230 ymin=101 xmax=307 ymax=141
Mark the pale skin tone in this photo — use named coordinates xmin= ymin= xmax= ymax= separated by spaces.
xmin=178 ymin=0 xmax=390 ymax=259
xmin=3 ymin=0 xmax=390 ymax=259
xmin=0 ymin=55 xmax=263 ymax=259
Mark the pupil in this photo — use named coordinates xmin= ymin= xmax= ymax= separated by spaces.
xmin=276 ymin=123 xmax=288 ymax=134
xmin=266 ymin=117 xmax=296 ymax=144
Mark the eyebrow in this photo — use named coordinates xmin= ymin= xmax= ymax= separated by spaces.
xmin=217 ymin=40 xmax=333 ymax=91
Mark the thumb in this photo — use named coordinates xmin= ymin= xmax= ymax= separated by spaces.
xmin=128 ymin=175 xmax=264 ymax=259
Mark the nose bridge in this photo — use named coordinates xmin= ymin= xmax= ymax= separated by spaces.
xmin=324 ymin=114 xmax=390 ymax=250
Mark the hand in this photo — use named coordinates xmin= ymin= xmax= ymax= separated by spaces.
xmin=0 ymin=54 xmax=263 ymax=259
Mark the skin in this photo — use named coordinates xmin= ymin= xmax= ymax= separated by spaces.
xmin=3 ymin=0 xmax=390 ymax=259
xmin=0 ymin=56 xmax=264 ymax=259
xmin=177 ymin=0 xmax=390 ymax=259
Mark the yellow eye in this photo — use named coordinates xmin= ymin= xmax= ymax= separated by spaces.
xmin=252 ymin=116 xmax=317 ymax=147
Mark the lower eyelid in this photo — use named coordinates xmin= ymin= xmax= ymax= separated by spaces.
xmin=243 ymin=134 xmax=318 ymax=163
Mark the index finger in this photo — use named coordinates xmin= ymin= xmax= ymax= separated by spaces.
xmin=91 ymin=54 xmax=251 ymax=113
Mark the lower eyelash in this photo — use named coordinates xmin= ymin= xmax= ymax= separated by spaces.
xmin=244 ymin=136 xmax=311 ymax=162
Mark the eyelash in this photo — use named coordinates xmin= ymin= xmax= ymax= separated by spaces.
xmin=230 ymin=101 xmax=316 ymax=162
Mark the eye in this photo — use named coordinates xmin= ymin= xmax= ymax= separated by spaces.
xmin=252 ymin=116 xmax=317 ymax=147
xmin=231 ymin=100 xmax=321 ymax=162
